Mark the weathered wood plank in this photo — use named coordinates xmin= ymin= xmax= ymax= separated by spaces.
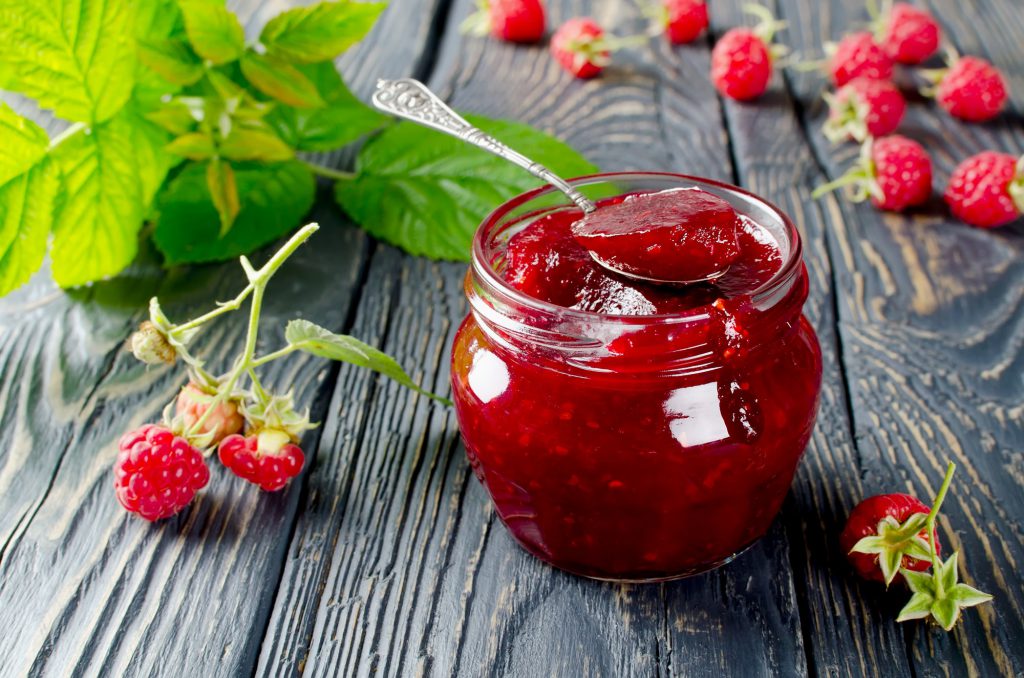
xmin=0 ymin=0 xmax=425 ymax=673
xmin=689 ymin=1 xmax=913 ymax=676
xmin=0 ymin=203 xmax=366 ymax=677
xmin=259 ymin=1 xmax=837 ymax=676
xmin=776 ymin=0 xmax=1024 ymax=674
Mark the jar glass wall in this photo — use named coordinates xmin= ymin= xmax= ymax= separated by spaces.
xmin=451 ymin=173 xmax=822 ymax=581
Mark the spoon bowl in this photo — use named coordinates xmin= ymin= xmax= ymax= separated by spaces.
xmin=588 ymin=252 xmax=730 ymax=286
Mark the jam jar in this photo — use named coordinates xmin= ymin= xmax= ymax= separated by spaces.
xmin=451 ymin=173 xmax=822 ymax=581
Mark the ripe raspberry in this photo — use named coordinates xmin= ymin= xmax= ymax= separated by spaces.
xmin=876 ymin=3 xmax=941 ymax=64
xmin=823 ymin=77 xmax=906 ymax=143
xmin=711 ymin=29 xmax=772 ymax=100
xmin=664 ymin=0 xmax=708 ymax=44
xmin=944 ymin=152 xmax=1024 ymax=228
xmin=830 ymin=32 xmax=894 ymax=86
xmin=710 ymin=6 xmax=786 ymax=101
xmin=933 ymin=56 xmax=1008 ymax=122
xmin=175 ymin=382 xmax=244 ymax=445
xmin=814 ymin=135 xmax=931 ymax=212
xmin=114 ymin=425 xmax=210 ymax=521
xmin=460 ymin=0 xmax=546 ymax=44
xmin=550 ymin=17 xmax=610 ymax=79
xmin=218 ymin=430 xmax=305 ymax=491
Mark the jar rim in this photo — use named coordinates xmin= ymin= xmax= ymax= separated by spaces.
xmin=471 ymin=171 xmax=804 ymax=328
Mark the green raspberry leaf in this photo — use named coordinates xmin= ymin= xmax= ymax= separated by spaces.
xmin=178 ymin=0 xmax=245 ymax=65
xmin=145 ymin=100 xmax=199 ymax=136
xmin=122 ymin=103 xmax=178 ymax=206
xmin=335 ymin=114 xmax=597 ymax=260
xmin=240 ymin=51 xmax=325 ymax=108
xmin=259 ymin=1 xmax=386 ymax=63
xmin=132 ymin=0 xmax=188 ymax=106
xmin=285 ymin=319 xmax=449 ymax=403
xmin=0 ymin=104 xmax=50 ymax=187
xmin=206 ymin=159 xmax=239 ymax=235
xmin=154 ymin=160 xmax=315 ymax=264
xmin=0 ymin=159 xmax=60 ymax=296
xmin=219 ymin=128 xmax=295 ymax=162
xmin=137 ymin=39 xmax=204 ymax=86
xmin=0 ymin=0 xmax=135 ymax=123
xmin=266 ymin=62 xmax=387 ymax=152
xmin=136 ymin=0 xmax=186 ymax=41
xmin=166 ymin=132 xmax=217 ymax=160
xmin=50 ymin=116 xmax=148 ymax=287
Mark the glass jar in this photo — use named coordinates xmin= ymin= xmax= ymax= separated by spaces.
xmin=451 ymin=173 xmax=822 ymax=581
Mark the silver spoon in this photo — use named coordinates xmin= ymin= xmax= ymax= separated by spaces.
xmin=372 ymin=78 xmax=727 ymax=285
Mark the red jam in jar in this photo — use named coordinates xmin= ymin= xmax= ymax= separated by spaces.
xmin=451 ymin=173 xmax=822 ymax=581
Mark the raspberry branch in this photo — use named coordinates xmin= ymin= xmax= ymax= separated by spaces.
xmin=119 ymin=223 xmax=447 ymax=520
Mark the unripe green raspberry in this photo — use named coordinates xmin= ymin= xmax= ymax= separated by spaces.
xmin=131 ymin=321 xmax=177 ymax=365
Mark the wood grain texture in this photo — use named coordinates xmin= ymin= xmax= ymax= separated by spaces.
xmin=258 ymin=1 xmax=832 ymax=676
xmin=0 ymin=204 xmax=365 ymax=677
xmin=705 ymin=1 xmax=915 ymax=675
xmin=776 ymin=0 xmax=1024 ymax=675
xmin=0 ymin=0 xmax=1021 ymax=676
xmin=0 ymin=1 xmax=385 ymax=674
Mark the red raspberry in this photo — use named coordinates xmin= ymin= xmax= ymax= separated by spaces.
xmin=175 ymin=382 xmax=244 ymax=445
xmin=460 ymin=0 xmax=546 ymax=44
xmin=830 ymin=32 xmax=893 ymax=86
xmin=823 ymin=77 xmax=906 ymax=143
xmin=877 ymin=3 xmax=941 ymax=64
xmin=114 ymin=424 xmax=210 ymax=521
xmin=933 ymin=56 xmax=1008 ymax=123
xmin=944 ymin=152 xmax=1024 ymax=228
xmin=866 ymin=136 xmax=932 ymax=211
xmin=815 ymin=135 xmax=931 ymax=212
xmin=664 ymin=0 xmax=708 ymax=44
xmin=550 ymin=17 xmax=609 ymax=79
xmin=218 ymin=430 xmax=305 ymax=491
xmin=710 ymin=7 xmax=786 ymax=101
xmin=711 ymin=29 xmax=773 ymax=100
xmin=840 ymin=493 xmax=939 ymax=584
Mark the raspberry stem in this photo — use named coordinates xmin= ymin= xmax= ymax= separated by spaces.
xmin=247 ymin=368 xmax=269 ymax=401
xmin=924 ymin=462 xmax=956 ymax=576
xmin=250 ymin=345 xmax=299 ymax=367
xmin=172 ymin=287 xmax=254 ymax=335
xmin=182 ymin=224 xmax=320 ymax=442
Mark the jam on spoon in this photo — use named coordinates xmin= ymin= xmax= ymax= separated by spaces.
xmin=570 ymin=187 xmax=742 ymax=285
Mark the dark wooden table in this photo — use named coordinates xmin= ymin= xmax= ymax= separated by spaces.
xmin=2 ymin=0 xmax=1022 ymax=676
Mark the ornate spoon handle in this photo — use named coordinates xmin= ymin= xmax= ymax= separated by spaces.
xmin=372 ymin=78 xmax=597 ymax=214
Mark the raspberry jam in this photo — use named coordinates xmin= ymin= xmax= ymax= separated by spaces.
xmin=451 ymin=174 xmax=822 ymax=581
xmin=570 ymin=187 xmax=742 ymax=284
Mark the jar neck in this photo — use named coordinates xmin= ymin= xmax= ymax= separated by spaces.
xmin=466 ymin=172 xmax=809 ymax=377
xmin=466 ymin=259 xmax=808 ymax=377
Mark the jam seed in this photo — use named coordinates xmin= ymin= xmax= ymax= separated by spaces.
xmin=553 ymin=445 xmax=570 ymax=455
xmin=608 ymin=480 xmax=625 ymax=489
